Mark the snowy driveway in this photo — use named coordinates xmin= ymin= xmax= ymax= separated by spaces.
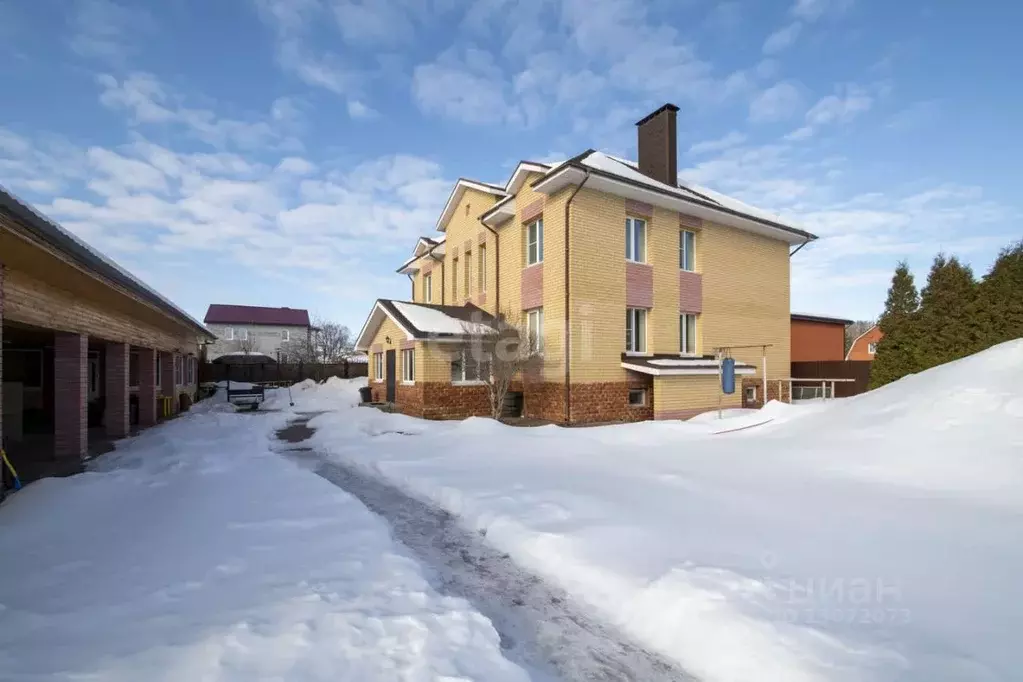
xmin=0 ymin=403 xmax=531 ymax=681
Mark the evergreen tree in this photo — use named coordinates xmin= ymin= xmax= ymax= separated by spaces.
xmin=869 ymin=261 xmax=922 ymax=389
xmin=977 ymin=241 xmax=1023 ymax=346
xmin=915 ymin=254 xmax=978 ymax=369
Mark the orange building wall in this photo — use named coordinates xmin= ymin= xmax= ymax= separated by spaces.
xmin=847 ymin=326 xmax=883 ymax=361
xmin=791 ymin=320 xmax=846 ymax=362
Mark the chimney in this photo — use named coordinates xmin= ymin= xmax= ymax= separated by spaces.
xmin=635 ymin=103 xmax=679 ymax=187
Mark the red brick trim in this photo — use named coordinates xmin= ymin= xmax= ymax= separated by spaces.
xmin=475 ymin=292 xmax=487 ymax=306
xmin=626 ymin=261 xmax=654 ymax=308
xmin=679 ymin=270 xmax=703 ymax=313
xmin=521 ymin=199 xmax=544 ymax=223
xmin=422 ymin=261 xmax=433 ymax=275
xmin=463 ymin=238 xmax=472 ymax=252
xmin=477 ymin=231 xmax=487 ymax=245
xmin=625 ymin=199 xmax=654 ymax=218
xmin=655 ymin=407 xmax=714 ymax=420
xmin=370 ymin=344 xmax=383 ymax=353
xmin=679 ymin=213 xmax=702 ymax=228
xmin=399 ymin=339 xmax=416 ymax=350
xmin=451 ymin=245 xmax=460 ymax=259
xmin=521 ymin=263 xmax=543 ymax=309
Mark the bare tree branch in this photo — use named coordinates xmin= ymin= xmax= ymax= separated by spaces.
xmin=458 ymin=311 xmax=543 ymax=420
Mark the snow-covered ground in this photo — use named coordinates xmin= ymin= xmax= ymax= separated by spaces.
xmin=297 ymin=340 xmax=1023 ymax=682
xmin=0 ymin=398 xmax=531 ymax=681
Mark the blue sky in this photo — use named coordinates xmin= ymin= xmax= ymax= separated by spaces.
xmin=1 ymin=0 xmax=1020 ymax=330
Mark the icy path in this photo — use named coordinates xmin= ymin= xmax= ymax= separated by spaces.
xmin=276 ymin=416 xmax=692 ymax=682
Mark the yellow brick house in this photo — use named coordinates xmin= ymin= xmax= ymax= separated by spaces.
xmin=354 ymin=104 xmax=818 ymax=423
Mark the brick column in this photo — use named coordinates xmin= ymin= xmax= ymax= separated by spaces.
xmin=104 ymin=342 xmax=130 ymax=437
xmin=160 ymin=351 xmax=177 ymax=416
xmin=137 ymin=348 xmax=157 ymax=426
xmin=55 ymin=333 xmax=88 ymax=459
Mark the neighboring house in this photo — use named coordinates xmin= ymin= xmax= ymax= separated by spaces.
xmin=1 ymin=186 xmax=213 ymax=481
xmin=846 ymin=325 xmax=883 ymax=361
xmin=354 ymin=103 xmax=819 ymax=423
xmin=203 ymin=305 xmax=313 ymax=360
xmin=791 ymin=313 xmax=852 ymax=362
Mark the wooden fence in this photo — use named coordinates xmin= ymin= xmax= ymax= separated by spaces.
xmin=790 ymin=360 xmax=872 ymax=398
xmin=200 ymin=361 xmax=367 ymax=385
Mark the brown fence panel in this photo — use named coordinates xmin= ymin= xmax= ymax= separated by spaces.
xmin=790 ymin=361 xmax=872 ymax=397
xmin=199 ymin=361 xmax=368 ymax=385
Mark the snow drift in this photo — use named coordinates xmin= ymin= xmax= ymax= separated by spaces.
xmin=304 ymin=340 xmax=1023 ymax=682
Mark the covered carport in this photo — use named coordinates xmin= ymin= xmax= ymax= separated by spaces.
xmin=1 ymin=187 xmax=214 ymax=485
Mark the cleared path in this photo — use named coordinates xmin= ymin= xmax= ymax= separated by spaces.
xmin=276 ymin=416 xmax=695 ymax=682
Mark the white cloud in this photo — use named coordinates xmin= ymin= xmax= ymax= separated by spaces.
xmin=332 ymin=0 xmax=415 ymax=46
xmin=885 ymin=100 xmax=940 ymax=131
xmin=749 ymin=82 xmax=804 ymax=122
xmin=805 ymin=86 xmax=873 ymax=126
xmin=96 ymin=73 xmax=298 ymax=150
xmin=790 ymin=0 xmax=853 ymax=22
xmin=275 ymin=157 xmax=317 ymax=175
xmin=688 ymin=131 xmax=747 ymax=155
xmin=347 ymin=99 xmax=378 ymax=119
xmin=763 ymin=22 xmax=802 ymax=54
xmin=68 ymin=0 xmax=152 ymax=62
xmin=413 ymin=49 xmax=513 ymax=125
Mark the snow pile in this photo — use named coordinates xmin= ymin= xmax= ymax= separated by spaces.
xmin=303 ymin=340 xmax=1023 ymax=682
xmin=0 ymin=399 xmax=530 ymax=681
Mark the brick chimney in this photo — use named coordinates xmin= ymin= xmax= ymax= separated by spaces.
xmin=636 ymin=103 xmax=679 ymax=187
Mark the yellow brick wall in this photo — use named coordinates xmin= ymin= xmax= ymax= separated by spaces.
xmin=653 ymin=375 xmax=741 ymax=412
xmin=440 ymin=188 xmax=499 ymax=309
xmin=700 ymin=221 xmax=790 ymax=380
xmin=419 ymin=342 xmax=456 ymax=382
xmin=567 ymin=192 xmax=791 ymax=385
xmin=366 ymin=315 xmax=405 ymax=384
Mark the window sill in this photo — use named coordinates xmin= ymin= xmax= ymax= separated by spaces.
xmin=452 ymin=380 xmax=486 ymax=387
xmin=624 ymin=351 xmax=651 ymax=357
xmin=679 ymin=267 xmax=697 ymax=274
xmin=626 ymin=258 xmax=650 ymax=266
xmin=401 ymin=381 xmax=415 ymax=386
xmin=524 ymin=261 xmax=543 ymax=269
xmin=374 ymin=379 xmax=384 ymax=384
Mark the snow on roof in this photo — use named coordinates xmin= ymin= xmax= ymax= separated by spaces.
xmin=392 ymin=301 xmax=472 ymax=335
xmin=582 ymin=152 xmax=802 ymax=232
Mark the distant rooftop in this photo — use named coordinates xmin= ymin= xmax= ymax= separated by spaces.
xmin=204 ymin=304 xmax=311 ymax=327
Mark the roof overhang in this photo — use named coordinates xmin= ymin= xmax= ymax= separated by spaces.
xmin=436 ymin=179 xmax=507 ymax=232
xmin=791 ymin=313 xmax=854 ymax=325
xmin=622 ymin=357 xmax=758 ymax=376
xmin=505 ymin=162 xmax=551 ymax=195
xmin=354 ymin=300 xmax=416 ymax=351
xmin=480 ymin=195 xmax=516 ymax=227
xmin=533 ymin=164 xmax=816 ymax=246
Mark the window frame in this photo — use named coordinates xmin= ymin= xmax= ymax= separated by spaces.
xmin=281 ymin=329 xmax=290 ymax=342
xmin=625 ymin=216 xmax=647 ymax=263
xmin=174 ymin=356 xmax=183 ymax=385
xmin=450 ymin=349 xmax=490 ymax=384
xmin=374 ymin=352 xmax=384 ymax=382
xmin=680 ymin=313 xmax=697 ymax=355
xmin=479 ymin=244 xmax=487 ymax=292
xmin=526 ymin=219 xmax=544 ymax=266
xmin=526 ymin=308 xmax=544 ymax=354
xmin=452 ymin=257 xmax=459 ymax=301
xmin=401 ymin=348 xmax=415 ymax=384
xmin=465 ymin=249 xmax=472 ymax=296
xmin=238 ymin=328 xmax=248 ymax=341
xmin=628 ymin=388 xmax=646 ymax=406
xmin=424 ymin=272 xmax=433 ymax=303
xmin=625 ymin=308 xmax=647 ymax=353
xmin=868 ymin=342 xmax=878 ymax=355
xmin=224 ymin=327 xmax=235 ymax=341
xmin=680 ymin=229 xmax=696 ymax=272
xmin=745 ymin=385 xmax=757 ymax=404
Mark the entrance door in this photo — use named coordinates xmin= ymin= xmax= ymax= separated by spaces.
xmin=385 ymin=350 xmax=396 ymax=402
xmin=88 ymin=355 xmax=102 ymax=401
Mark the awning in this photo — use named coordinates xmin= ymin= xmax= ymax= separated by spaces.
xmin=621 ymin=353 xmax=757 ymax=376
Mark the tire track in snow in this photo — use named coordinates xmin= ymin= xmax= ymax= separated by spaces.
xmin=276 ymin=418 xmax=694 ymax=682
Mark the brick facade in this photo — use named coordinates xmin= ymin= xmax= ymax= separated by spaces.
xmin=570 ymin=380 xmax=653 ymax=423
xmin=160 ymin=351 xmax=177 ymax=415
xmin=521 ymin=263 xmax=543 ymax=309
xmin=523 ymin=381 xmax=565 ymax=421
xmin=625 ymin=262 xmax=653 ymax=308
xmin=741 ymin=377 xmax=792 ymax=408
xmin=104 ymin=342 xmax=130 ymax=437
xmin=137 ymin=348 xmax=157 ymax=426
xmin=54 ymin=333 xmax=88 ymax=459
xmin=678 ymin=270 xmax=703 ymax=314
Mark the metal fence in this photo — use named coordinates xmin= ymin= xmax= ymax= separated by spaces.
xmin=790 ymin=360 xmax=872 ymax=398
xmin=199 ymin=361 xmax=367 ymax=385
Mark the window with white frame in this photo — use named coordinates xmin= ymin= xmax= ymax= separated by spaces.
xmin=374 ymin=352 xmax=384 ymax=381
xmin=526 ymin=219 xmax=544 ymax=265
xmin=401 ymin=348 xmax=415 ymax=383
xmin=424 ymin=273 xmax=433 ymax=303
xmin=626 ymin=308 xmax=647 ymax=353
xmin=188 ymin=357 xmax=196 ymax=384
xmin=625 ymin=217 xmax=647 ymax=263
xmin=527 ymin=308 xmax=544 ymax=353
xmin=224 ymin=327 xmax=235 ymax=341
xmin=238 ymin=328 xmax=248 ymax=341
xmin=868 ymin=342 xmax=878 ymax=355
xmin=281 ymin=329 xmax=290 ymax=342
xmin=628 ymin=388 xmax=646 ymax=406
xmin=479 ymin=245 xmax=487 ymax=292
xmin=450 ymin=350 xmax=490 ymax=383
xmin=174 ymin=356 xmax=183 ymax=385
xmin=465 ymin=250 xmax=472 ymax=296
xmin=680 ymin=229 xmax=696 ymax=271
xmin=680 ymin=313 xmax=697 ymax=354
